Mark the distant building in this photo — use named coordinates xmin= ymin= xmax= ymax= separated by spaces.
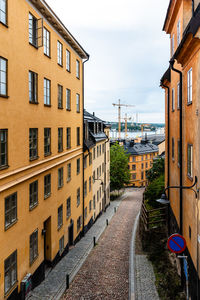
xmin=141 ymin=134 xmax=165 ymax=155
xmin=123 ymin=140 xmax=159 ymax=187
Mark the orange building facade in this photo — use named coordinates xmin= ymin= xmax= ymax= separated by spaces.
xmin=161 ymin=0 xmax=200 ymax=298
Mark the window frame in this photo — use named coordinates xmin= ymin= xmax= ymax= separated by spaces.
xmin=66 ymin=88 xmax=71 ymax=111
xmin=29 ymin=128 xmax=38 ymax=161
xmin=5 ymin=192 xmax=17 ymax=230
xmin=44 ymin=173 xmax=51 ymax=199
xmin=0 ymin=0 xmax=7 ymax=26
xmin=77 ymin=127 xmax=80 ymax=146
xmin=30 ymin=229 xmax=38 ymax=265
xmin=177 ymin=19 xmax=181 ymax=46
xmin=76 ymin=93 xmax=80 ymax=113
xmin=29 ymin=13 xmax=38 ymax=48
xmin=172 ymin=88 xmax=175 ymax=111
xmin=172 ymin=137 xmax=175 ymax=161
xmin=58 ymin=167 xmax=64 ymax=189
xmin=76 ymin=60 xmax=80 ymax=79
xmin=58 ymin=128 xmax=63 ymax=152
xmin=67 ymin=162 xmax=71 ymax=182
xmin=44 ymin=128 xmax=51 ymax=156
xmin=58 ymin=204 xmax=63 ymax=229
xmin=177 ymin=82 xmax=180 ymax=109
xmin=0 ymin=129 xmax=8 ymax=169
xmin=66 ymin=49 xmax=71 ymax=72
xmin=0 ymin=56 xmax=8 ymax=97
xmin=29 ymin=180 xmax=38 ymax=210
xmin=77 ymin=187 xmax=80 ymax=207
xmin=66 ymin=127 xmax=71 ymax=149
xmin=4 ymin=250 xmax=17 ymax=295
xmin=29 ymin=70 xmax=38 ymax=104
xmin=187 ymin=68 xmax=192 ymax=104
xmin=58 ymin=84 xmax=63 ymax=109
xmin=187 ymin=144 xmax=193 ymax=179
xmin=66 ymin=196 xmax=71 ymax=219
xmin=44 ymin=78 xmax=51 ymax=106
xmin=43 ymin=27 xmax=50 ymax=57
xmin=77 ymin=158 xmax=80 ymax=175
xmin=57 ymin=40 xmax=63 ymax=66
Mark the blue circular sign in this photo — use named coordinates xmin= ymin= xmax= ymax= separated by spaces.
xmin=167 ymin=234 xmax=186 ymax=254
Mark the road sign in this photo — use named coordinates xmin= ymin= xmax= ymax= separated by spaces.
xmin=167 ymin=233 xmax=186 ymax=254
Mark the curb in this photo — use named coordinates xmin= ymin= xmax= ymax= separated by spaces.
xmin=129 ymin=212 xmax=140 ymax=300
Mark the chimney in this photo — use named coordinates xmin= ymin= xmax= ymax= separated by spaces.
xmin=93 ymin=112 xmax=95 ymax=116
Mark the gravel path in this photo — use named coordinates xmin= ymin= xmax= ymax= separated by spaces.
xmin=62 ymin=189 xmax=143 ymax=300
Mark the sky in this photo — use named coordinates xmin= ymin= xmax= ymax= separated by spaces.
xmin=46 ymin=0 xmax=170 ymax=123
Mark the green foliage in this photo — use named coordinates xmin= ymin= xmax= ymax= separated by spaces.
xmin=146 ymin=158 xmax=165 ymax=182
xmin=110 ymin=143 xmax=130 ymax=191
xmin=144 ymin=174 xmax=165 ymax=208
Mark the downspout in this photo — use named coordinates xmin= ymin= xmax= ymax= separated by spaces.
xmin=103 ymin=136 xmax=110 ymax=211
xmin=170 ymin=59 xmax=183 ymax=234
xmin=161 ymin=83 xmax=170 ymax=190
xmin=192 ymin=0 xmax=195 ymax=16
xmin=82 ymin=55 xmax=89 ymax=237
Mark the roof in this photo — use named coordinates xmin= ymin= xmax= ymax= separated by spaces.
xmin=142 ymin=134 xmax=165 ymax=146
xmin=160 ymin=67 xmax=171 ymax=85
xmin=30 ymin=0 xmax=89 ymax=59
xmin=163 ymin=0 xmax=173 ymax=31
xmin=124 ymin=142 xmax=159 ymax=156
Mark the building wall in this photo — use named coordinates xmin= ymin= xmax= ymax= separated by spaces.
xmin=128 ymin=152 xmax=158 ymax=187
xmin=0 ymin=0 xmax=85 ymax=298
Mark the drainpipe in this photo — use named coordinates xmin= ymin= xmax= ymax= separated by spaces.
xmin=82 ymin=55 xmax=89 ymax=237
xmin=192 ymin=0 xmax=195 ymax=16
xmin=161 ymin=83 xmax=170 ymax=190
xmin=103 ymin=136 xmax=110 ymax=211
xmin=170 ymin=59 xmax=183 ymax=234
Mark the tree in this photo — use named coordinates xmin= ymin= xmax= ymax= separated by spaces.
xmin=146 ymin=158 xmax=165 ymax=182
xmin=110 ymin=142 xmax=130 ymax=191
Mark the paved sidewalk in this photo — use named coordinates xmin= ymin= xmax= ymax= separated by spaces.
xmin=27 ymin=193 xmax=124 ymax=300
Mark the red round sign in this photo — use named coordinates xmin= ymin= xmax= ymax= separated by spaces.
xmin=167 ymin=233 xmax=186 ymax=254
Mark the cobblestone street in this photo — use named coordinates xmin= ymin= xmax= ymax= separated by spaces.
xmin=62 ymin=188 xmax=143 ymax=300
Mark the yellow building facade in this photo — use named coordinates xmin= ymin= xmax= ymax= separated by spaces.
xmin=125 ymin=141 xmax=158 ymax=187
xmin=161 ymin=0 xmax=200 ymax=298
xmin=0 ymin=0 xmax=89 ymax=299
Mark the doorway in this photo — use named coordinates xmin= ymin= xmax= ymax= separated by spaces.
xmin=68 ymin=221 xmax=74 ymax=247
xmin=43 ymin=217 xmax=51 ymax=265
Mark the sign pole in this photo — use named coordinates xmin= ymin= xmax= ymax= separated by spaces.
xmin=178 ymin=255 xmax=189 ymax=300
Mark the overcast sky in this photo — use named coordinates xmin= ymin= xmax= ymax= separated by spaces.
xmin=46 ymin=0 xmax=170 ymax=123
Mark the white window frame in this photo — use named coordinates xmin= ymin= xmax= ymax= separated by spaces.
xmin=44 ymin=78 xmax=51 ymax=105
xmin=187 ymin=68 xmax=192 ymax=103
xmin=76 ymin=93 xmax=80 ymax=112
xmin=177 ymin=19 xmax=181 ymax=46
xmin=172 ymin=88 xmax=175 ymax=111
xmin=0 ymin=0 xmax=7 ymax=25
xmin=43 ymin=27 xmax=50 ymax=56
xmin=57 ymin=41 xmax=63 ymax=66
xmin=187 ymin=144 xmax=193 ymax=178
xmin=177 ymin=82 xmax=180 ymax=109
xmin=66 ymin=88 xmax=71 ymax=110
xmin=76 ymin=60 xmax=80 ymax=78
xmin=0 ymin=57 xmax=7 ymax=96
xmin=66 ymin=49 xmax=70 ymax=72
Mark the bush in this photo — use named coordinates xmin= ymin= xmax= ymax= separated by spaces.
xmin=144 ymin=174 xmax=165 ymax=208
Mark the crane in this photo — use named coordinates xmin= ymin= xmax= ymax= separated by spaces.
xmin=124 ymin=113 xmax=131 ymax=139
xmin=141 ymin=124 xmax=151 ymax=137
xmin=112 ymin=99 xmax=135 ymax=139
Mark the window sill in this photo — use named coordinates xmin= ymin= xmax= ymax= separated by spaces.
xmin=58 ymin=107 xmax=63 ymax=110
xmin=0 ymin=164 xmax=9 ymax=171
xmin=44 ymin=193 xmax=51 ymax=200
xmin=29 ymin=203 xmax=38 ymax=211
xmin=58 ymin=149 xmax=63 ymax=153
xmin=66 ymin=108 xmax=71 ymax=111
xmin=57 ymin=224 xmax=63 ymax=231
xmin=0 ymin=21 xmax=8 ymax=28
xmin=66 ymin=69 xmax=71 ymax=73
xmin=44 ymin=104 xmax=51 ymax=107
xmin=44 ymin=152 xmax=52 ymax=157
xmin=67 ymin=179 xmax=71 ymax=183
xmin=187 ymin=101 xmax=192 ymax=106
xmin=58 ymin=185 xmax=63 ymax=190
xmin=29 ymin=156 xmax=39 ymax=162
xmin=29 ymin=101 xmax=39 ymax=105
xmin=76 ymin=111 xmax=80 ymax=113
xmin=187 ymin=174 xmax=193 ymax=181
xmin=5 ymin=219 xmax=18 ymax=231
xmin=29 ymin=42 xmax=38 ymax=49
xmin=0 ymin=94 xmax=9 ymax=99
xmin=30 ymin=254 xmax=39 ymax=266
xmin=77 ymin=172 xmax=80 ymax=176
xmin=44 ymin=53 xmax=51 ymax=59
xmin=4 ymin=281 xmax=18 ymax=298
xmin=67 ymin=147 xmax=71 ymax=150
xmin=57 ymin=63 xmax=63 ymax=68
xmin=76 ymin=76 xmax=80 ymax=80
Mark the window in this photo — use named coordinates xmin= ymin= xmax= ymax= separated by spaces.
xmin=30 ymin=230 xmax=38 ymax=264
xmin=77 ymin=158 xmax=80 ymax=174
xmin=178 ymin=140 xmax=180 ymax=166
xmin=58 ymin=84 xmax=63 ymax=109
xmin=132 ymin=164 xmax=136 ymax=171
xmin=58 ymin=167 xmax=63 ymax=188
xmin=177 ymin=19 xmax=181 ymax=46
xmin=66 ymin=88 xmax=71 ymax=110
xmin=76 ymin=60 xmax=80 ymax=79
xmin=29 ymin=180 xmax=38 ymax=209
xmin=29 ymin=71 xmax=38 ymax=103
xmin=84 ymin=181 xmax=87 ymax=196
xmin=171 ymin=34 xmax=174 ymax=56
xmin=66 ymin=49 xmax=70 ymax=72
xmin=76 ymin=94 xmax=80 ymax=112
xmin=172 ymin=138 xmax=175 ymax=161
xmin=187 ymin=68 xmax=192 ymax=103
xmin=132 ymin=156 xmax=136 ymax=162
xmin=93 ymin=171 xmax=95 ymax=183
xmin=77 ymin=216 xmax=82 ymax=232
xmin=97 ymin=146 xmax=99 ymax=157
xmin=29 ymin=128 xmax=38 ymax=160
xmin=97 ymin=190 xmax=99 ymax=202
xmin=77 ymin=187 xmax=80 ymax=207
xmin=44 ymin=78 xmax=51 ymax=106
xmin=67 ymin=197 xmax=71 ymax=219
xmin=77 ymin=127 xmax=80 ymax=146
xmin=4 ymin=251 xmax=17 ymax=294
xmin=84 ymin=207 xmax=87 ymax=220
xmin=59 ymin=236 xmax=64 ymax=254
xmin=84 ymin=156 xmax=87 ymax=169
xmin=89 ymin=176 xmax=92 ymax=192
xmin=57 ymin=41 xmax=63 ymax=66
xmin=141 ymin=163 xmax=144 ymax=169
xmin=146 ymin=162 xmax=148 ymax=168
xmin=187 ymin=144 xmax=193 ymax=178
xmin=58 ymin=205 xmax=63 ymax=229
xmin=89 ymin=152 xmax=92 ymax=165
xmin=132 ymin=173 xmax=136 ymax=180
xmin=93 ymin=195 xmax=96 ymax=209
xmin=0 ymin=0 xmax=7 ymax=25
xmin=177 ymin=82 xmax=180 ymax=109
xmin=44 ymin=128 xmax=51 ymax=156
xmin=43 ymin=27 xmax=50 ymax=56
xmin=66 ymin=127 xmax=71 ymax=149
xmin=172 ymin=88 xmax=175 ymax=111
xmin=44 ymin=174 xmax=51 ymax=198
xmin=58 ymin=128 xmax=63 ymax=152
xmin=29 ymin=13 xmax=37 ymax=47
xmin=141 ymin=171 xmax=144 ymax=180
xmin=67 ymin=163 xmax=71 ymax=182
xmin=0 ymin=129 xmax=8 ymax=168
xmin=5 ymin=192 xmax=17 ymax=229
xmin=89 ymin=200 xmax=92 ymax=212
xmin=0 ymin=57 xmax=7 ymax=96
xmin=93 ymin=147 xmax=96 ymax=160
